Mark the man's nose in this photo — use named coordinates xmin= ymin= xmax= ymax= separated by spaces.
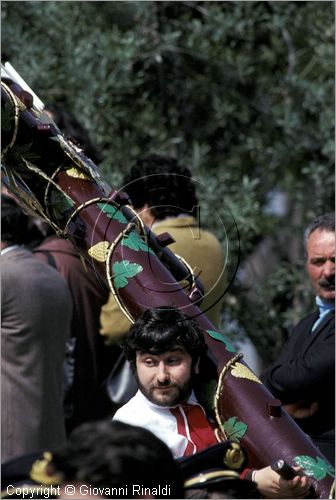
xmin=323 ymin=260 xmax=335 ymax=277
xmin=156 ymin=362 xmax=170 ymax=385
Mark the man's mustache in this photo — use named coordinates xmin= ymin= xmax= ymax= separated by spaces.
xmin=152 ymin=383 xmax=177 ymax=389
xmin=319 ymin=276 xmax=335 ymax=290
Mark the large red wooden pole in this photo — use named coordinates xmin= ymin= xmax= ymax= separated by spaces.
xmin=1 ymin=74 xmax=334 ymax=498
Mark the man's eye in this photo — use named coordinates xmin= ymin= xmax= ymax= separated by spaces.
xmin=144 ymin=359 xmax=155 ymax=366
xmin=311 ymin=259 xmax=325 ymax=266
xmin=167 ymin=357 xmax=181 ymax=365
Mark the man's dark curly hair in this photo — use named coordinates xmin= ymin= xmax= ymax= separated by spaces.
xmin=50 ymin=420 xmax=184 ymax=499
xmin=122 ymin=155 xmax=199 ymax=220
xmin=123 ymin=306 xmax=207 ymax=370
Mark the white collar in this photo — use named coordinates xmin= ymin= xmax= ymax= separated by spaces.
xmin=1 ymin=245 xmax=21 ymax=256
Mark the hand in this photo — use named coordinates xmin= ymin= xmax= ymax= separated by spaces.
xmin=284 ymin=401 xmax=319 ymax=419
xmin=254 ymin=466 xmax=311 ymax=498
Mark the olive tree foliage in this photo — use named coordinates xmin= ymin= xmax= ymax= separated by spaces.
xmin=2 ymin=1 xmax=334 ymax=362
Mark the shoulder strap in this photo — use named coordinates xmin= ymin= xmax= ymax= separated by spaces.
xmin=34 ymin=249 xmax=57 ymax=269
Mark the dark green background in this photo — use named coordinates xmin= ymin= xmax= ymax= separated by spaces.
xmin=2 ymin=1 xmax=334 ymax=363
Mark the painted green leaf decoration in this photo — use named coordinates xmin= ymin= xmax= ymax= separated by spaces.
xmin=223 ymin=416 xmax=248 ymax=442
xmin=207 ymin=330 xmax=236 ymax=352
xmin=294 ymin=455 xmax=335 ymax=480
xmin=7 ymin=142 xmax=41 ymax=163
xmin=196 ymin=379 xmax=217 ymax=412
xmin=49 ymin=190 xmax=74 ymax=223
xmin=98 ymin=203 xmax=127 ymax=224
xmin=2 ymin=102 xmax=14 ymax=132
xmin=316 ymin=456 xmax=335 ymax=476
xmin=112 ymin=260 xmax=143 ymax=289
xmin=122 ymin=232 xmax=155 ymax=256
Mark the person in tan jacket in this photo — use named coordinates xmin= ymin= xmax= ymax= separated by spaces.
xmin=100 ymin=155 xmax=226 ymax=345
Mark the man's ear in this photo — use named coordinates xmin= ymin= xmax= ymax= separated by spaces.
xmin=194 ymin=358 xmax=200 ymax=375
xmin=136 ymin=204 xmax=155 ymax=227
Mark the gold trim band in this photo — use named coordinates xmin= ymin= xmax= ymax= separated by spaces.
xmin=184 ymin=469 xmax=240 ymax=488
xmin=106 ymin=221 xmax=138 ymax=324
xmin=1 ymin=82 xmax=20 ymax=158
xmin=214 ymin=353 xmax=244 ymax=436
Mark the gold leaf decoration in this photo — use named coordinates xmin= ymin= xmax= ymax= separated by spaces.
xmin=30 ymin=452 xmax=62 ymax=485
xmin=66 ymin=167 xmax=90 ymax=179
xmin=223 ymin=442 xmax=246 ymax=470
xmin=230 ymin=362 xmax=262 ymax=383
xmin=17 ymin=99 xmax=27 ymax=112
xmin=88 ymin=241 xmax=110 ymax=262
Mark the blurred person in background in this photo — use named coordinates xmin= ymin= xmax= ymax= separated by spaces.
xmin=34 ymin=228 xmax=113 ymax=431
xmin=100 ymin=154 xmax=226 ymax=345
xmin=1 ymin=194 xmax=72 ymax=461
xmin=49 ymin=420 xmax=185 ymax=499
xmin=261 ymin=213 xmax=335 ymax=464
xmin=33 ymin=103 xmax=114 ymax=431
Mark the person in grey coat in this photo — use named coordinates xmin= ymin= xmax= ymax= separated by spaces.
xmin=1 ymin=194 xmax=72 ymax=462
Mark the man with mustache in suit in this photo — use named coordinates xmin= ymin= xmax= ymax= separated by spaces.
xmin=261 ymin=212 xmax=335 ymax=465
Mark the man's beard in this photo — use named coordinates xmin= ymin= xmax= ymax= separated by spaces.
xmin=136 ymin=374 xmax=193 ymax=408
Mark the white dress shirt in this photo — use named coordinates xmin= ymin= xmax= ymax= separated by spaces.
xmin=113 ymin=390 xmax=202 ymax=458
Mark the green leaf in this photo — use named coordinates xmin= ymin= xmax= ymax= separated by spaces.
xmin=98 ymin=203 xmax=127 ymax=224
xmin=12 ymin=143 xmax=34 ymax=155
xmin=206 ymin=330 xmax=236 ymax=352
xmin=49 ymin=190 xmax=74 ymax=223
xmin=112 ymin=260 xmax=143 ymax=289
xmin=294 ymin=455 xmax=335 ymax=480
xmin=122 ymin=231 xmax=155 ymax=255
xmin=223 ymin=416 xmax=248 ymax=443
xmin=22 ymin=151 xmax=41 ymax=162
xmin=196 ymin=379 xmax=218 ymax=412
xmin=7 ymin=142 xmax=41 ymax=163
xmin=316 ymin=456 xmax=335 ymax=474
xmin=1 ymin=102 xmax=14 ymax=132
